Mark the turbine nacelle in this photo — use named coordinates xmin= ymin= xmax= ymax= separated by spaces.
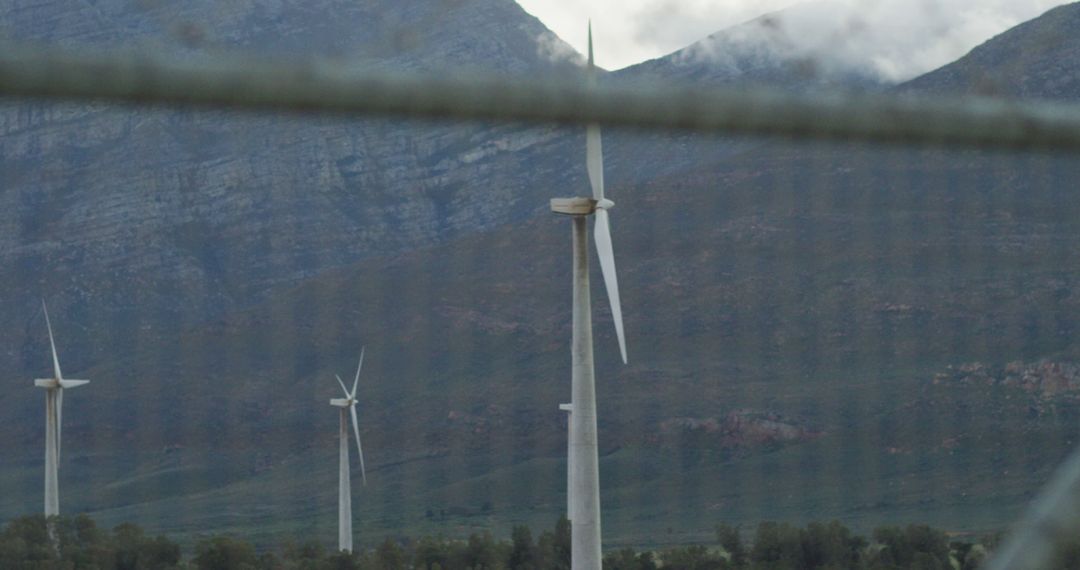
xmin=34 ymin=378 xmax=60 ymax=389
xmin=551 ymin=197 xmax=605 ymax=216
xmin=34 ymin=379 xmax=89 ymax=390
xmin=330 ymin=398 xmax=355 ymax=408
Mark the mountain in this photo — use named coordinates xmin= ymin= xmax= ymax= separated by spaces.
xmin=901 ymin=2 xmax=1080 ymax=100
xmin=620 ymin=1 xmax=886 ymax=90
xmin=0 ymin=0 xmax=587 ymax=352
xmin=4 ymin=0 xmax=1080 ymax=551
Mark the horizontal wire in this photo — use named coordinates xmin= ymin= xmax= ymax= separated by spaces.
xmin=2 ymin=43 xmax=1080 ymax=150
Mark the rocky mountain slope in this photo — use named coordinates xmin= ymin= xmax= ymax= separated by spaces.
xmin=0 ymin=0 xmax=586 ymax=350
xmin=901 ymin=2 xmax=1080 ymax=100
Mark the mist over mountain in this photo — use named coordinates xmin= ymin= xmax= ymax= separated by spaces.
xmin=901 ymin=2 xmax=1080 ymax=100
xmin=621 ymin=1 xmax=886 ymax=89
xmin=3 ymin=0 xmax=1080 ymax=549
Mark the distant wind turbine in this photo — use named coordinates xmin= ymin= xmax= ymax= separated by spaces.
xmin=34 ymin=300 xmax=90 ymax=517
xmin=550 ymin=22 xmax=628 ymax=570
xmin=330 ymin=348 xmax=368 ymax=553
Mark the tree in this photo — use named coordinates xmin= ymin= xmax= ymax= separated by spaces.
xmin=660 ymin=545 xmax=728 ymax=570
xmin=113 ymin=522 xmax=182 ymax=570
xmin=536 ymin=518 xmax=570 ymax=570
xmin=508 ymin=526 xmax=536 ymax=570
xmin=715 ymin=525 xmax=746 ymax=568
xmin=750 ymin=522 xmax=804 ymax=570
xmin=870 ymin=525 xmax=949 ymax=570
xmin=282 ymin=539 xmax=326 ymax=570
xmin=603 ymin=547 xmax=660 ymax=570
xmin=374 ymin=538 xmax=406 ymax=570
xmin=0 ymin=515 xmax=58 ymax=568
xmin=463 ymin=531 xmax=502 ymax=570
xmin=323 ymin=550 xmax=363 ymax=570
xmin=801 ymin=521 xmax=864 ymax=569
xmin=193 ymin=535 xmax=259 ymax=570
xmin=414 ymin=536 xmax=455 ymax=570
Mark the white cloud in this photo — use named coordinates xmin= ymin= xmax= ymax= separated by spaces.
xmin=514 ymin=0 xmax=1069 ymax=80
xmin=533 ymin=30 xmax=587 ymax=67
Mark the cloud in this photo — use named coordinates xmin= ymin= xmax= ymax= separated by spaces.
xmin=516 ymin=0 xmax=1069 ymax=79
xmin=533 ymin=30 xmax=586 ymax=67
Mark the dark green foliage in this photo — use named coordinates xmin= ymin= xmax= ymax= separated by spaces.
xmin=463 ymin=531 xmax=504 ymax=570
xmin=750 ymin=522 xmax=805 ymax=570
xmin=21 ymin=513 xmax=1080 ymax=569
xmin=373 ymin=539 xmax=406 ymax=570
xmin=283 ymin=540 xmax=326 ymax=570
xmin=605 ymin=547 xmax=660 ymax=570
xmin=508 ymin=526 xmax=536 ymax=570
xmin=660 ymin=545 xmax=729 ymax=570
xmin=193 ymin=535 xmax=258 ymax=570
xmin=748 ymin=520 xmax=867 ymax=570
xmin=534 ymin=517 xmax=570 ymax=570
xmin=802 ymin=521 xmax=866 ymax=570
xmin=322 ymin=550 xmax=363 ymax=570
xmin=715 ymin=525 xmax=746 ymax=569
xmin=0 ymin=515 xmax=183 ymax=569
xmin=113 ymin=522 xmax=182 ymax=570
xmin=867 ymin=525 xmax=949 ymax=570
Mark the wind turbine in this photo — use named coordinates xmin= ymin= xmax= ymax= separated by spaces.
xmin=330 ymin=348 xmax=368 ymax=553
xmin=34 ymin=300 xmax=90 ymax=517
xmin=550 ymin=22 xmax=628 ymax=570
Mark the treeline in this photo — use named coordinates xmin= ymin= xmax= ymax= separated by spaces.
xmin=2 ymin=513 xmax=1076 ymax=570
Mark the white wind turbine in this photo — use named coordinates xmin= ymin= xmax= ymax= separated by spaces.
xmin=550 ymin=23 xmax=628 ymax=570
xmin=330 ymin=348 xmax=368 ymax=553
xmin=34 ymin=300 xmax=90 ymax=517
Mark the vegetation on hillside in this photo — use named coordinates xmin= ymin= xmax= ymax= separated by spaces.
xmin=12 ymin=513 xmax=1080 ymax=570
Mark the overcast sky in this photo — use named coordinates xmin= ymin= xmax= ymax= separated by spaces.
xmin=515 ymin=0 xmax=1069 ymax=79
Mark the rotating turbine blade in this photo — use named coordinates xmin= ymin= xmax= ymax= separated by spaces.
xmin=585 ymin=22 xmax=605 ymax=202
xmin=335 ymin=375 xmax=350 ymax=399
xmin=587 ymin=125 xmax=604 ymax=201
xmin=594 ymin=209 xmax=627 ymax=364
xmin=56 ymin=387 xmax=63 ymax=462
xmin=351 ymin=347 xmax=365 ymax=399
xmin=42 ymin=300 xmax=63 ymax=381
xmin=349 ymin=405 xmax=367 ymax=486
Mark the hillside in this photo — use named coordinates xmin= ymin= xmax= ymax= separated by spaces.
xmin=0 ymin=0 xmax=586 ymax=355
xmin=4 ymin=0 xmax=1080 ymax=551
xmin=901 ymin=2 xmax=1080 ymax=100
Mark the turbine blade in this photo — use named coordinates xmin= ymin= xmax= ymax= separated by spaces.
xmin=594 ymin=209 xmax=627 ymax=364
xmin=587 ymin=20 xmax=594 ymax=73
xmin=585 ymin=21 xmax=604 ymax=202
xmin=587 ymin=124 xmax=604 ymax=201
xmin=56 ymin=388 xmax=63 ymax=462
xmin=351 ymin=347 xmax=364 ymax=399
xmin=42 ymin=300 xmax=63 ymax=381
xmin=335 ymin=375 xmax=350 ymax=399
xmin=350 ymin=405 xmax=367 ymax=486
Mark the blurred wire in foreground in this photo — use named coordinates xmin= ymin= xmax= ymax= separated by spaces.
xmin=3 ymin=42 xmax=1080 ymax=151
xmin=985 ymin=445 xmax=1080 ymax=570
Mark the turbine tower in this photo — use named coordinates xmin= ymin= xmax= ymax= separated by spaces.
xmin=330 ymin=348 xmax=368 ymax=553
xmin=550 ymin=23 xmax=628 ymax=570
xmin=559 ymin=402 xmax=574 ymax=521
xmin=34 ymin=300 xmax=90 ymax=517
